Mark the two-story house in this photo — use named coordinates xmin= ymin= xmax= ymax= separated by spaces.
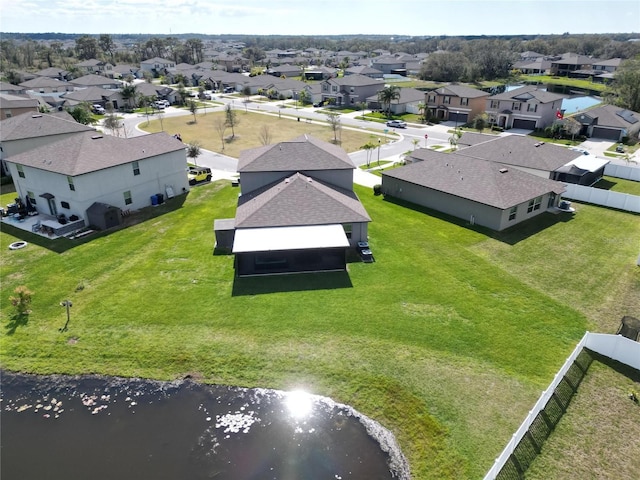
xmin=320 ymin=74 xmax=384 ymax=107
xmin=550 ymin=53 xmax=595 ymax=77
xmin=4 ymin=131 xmax=189 ymax=232
xmin=76 ymin=59 xmax=114 ymax=76
xmin=485 ymin=85 xmax=564 ymax=130
xmin=140 ymin=57 xmax=177 ymax=77
xmin=214 ymin=135 xmax=371 ymax=277
xmin=425 ymin=85 xmax=490 ymax=124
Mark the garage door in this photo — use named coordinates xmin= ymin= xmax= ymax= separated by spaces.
xmin=449 ymin=112 xmax=468 ymax=124
xmin=591 ymin=127 xmax=621 ymax=141
xmin=512 ymin=119 xmax=536 ymax=130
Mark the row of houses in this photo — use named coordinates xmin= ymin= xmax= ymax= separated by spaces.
xmin=514 ymin=51 xmax=622 ymax=82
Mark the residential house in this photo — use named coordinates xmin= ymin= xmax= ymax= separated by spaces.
xmin=0 ymin=93 xmax=39 ymax=120
xmin=572 ymin=104 xmax=640 ymax=142
xmin=76 ymin=59 xmax=114 ymax=76
xmin=111 ymin=64 xmax=141 ymax=80
xmin=367 ymin=87 xmax=425 ymax=115
xmin=4 ymin=131 xmax=189 ymax=229
xmin=457 ymin=133 xmax=608 ymax=186
xmin=267 ymin=64 xmax=303 ymax=78
xmin=382 ymin=149 xmax=567 ymax=231
xmin=140 ymin=57 xmax=177 ymax=77
xmin=370 ymin=56 xmax=407 ymax=75
xmin=0 ymin=82 xmax=27 ymax=95
xmin=344 ymin=65 xmax=384 ymax=79
xmin=425 ymin=85 xmax=490 ymax=124
xmin=0 ymin=112 xmax=95 ymax=176
xmin=320 ymin=74 xmax=384 ymax=107
xmin=485 ymin=85 xmax=564 ymax=130
xmin=513 ymin=57 xmax=552 ymax=75
xmin=302 ymin=66 xmax=337 ymax=81
xmin=19 ymin=77 xmax=75 ymax=94
xmin=215 ymin=135 xmax=371 ymax=276
xmin=60 ymin=86 xmax=124 ymax=109
xmin=550 ymin=53 xmax=595 ymax=77
xmin=35 ymin=67 xmax=72 ymax=81
xmin=70 ymin=74 xmax=121 ymax=90
xmin=571 ymin=57 xmax=622 ymax=83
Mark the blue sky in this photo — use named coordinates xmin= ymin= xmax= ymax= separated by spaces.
xmin=1 ymin=0 xmax=638 ymax=36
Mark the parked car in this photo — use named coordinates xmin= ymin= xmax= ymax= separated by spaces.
xmin=223 ymin=86 xmax=235 ymax=93
xmin=386 ymin=120 xmax=407 ymax=128
xmin=188 ymin=166 xmax=212 ymax=185
xmin=92 ymin=104 xmax=105 ymax=115
xmin=152 ymin=101 xmax=166 ymax=109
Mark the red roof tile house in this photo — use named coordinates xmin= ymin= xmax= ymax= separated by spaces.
xmin=215 ymin=135 xmax=371 ymax=277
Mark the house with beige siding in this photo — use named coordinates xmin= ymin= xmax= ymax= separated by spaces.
xmin=485 ymin=85 xmax=564 ymax=130
xmin=425 ymin=85 xmax=489 ymax=124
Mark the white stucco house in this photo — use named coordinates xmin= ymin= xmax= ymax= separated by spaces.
xmin=5 ymin=131 xmax=189 ymax=231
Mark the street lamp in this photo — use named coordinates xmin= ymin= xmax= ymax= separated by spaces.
xmin=455 ymin=110 xmax=460 ymax=130
xmin=377 ymin=138 xmax=381 ymax=166
xmin=59 ymin=300 xmax=72 ymax=332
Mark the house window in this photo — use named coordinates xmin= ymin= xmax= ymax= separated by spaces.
xmin=527 ymin=103 xmax=538 ymax=112
xmin=124 ymin=191 xmax=132 ymax=205
xmin=61 ymin=201 xmax=70 ymax=209
xmin=332 ymin=85 xmax=338 ymax=92
xmin=132 ymin=161 xmax=140 ymax=176
xmin=17 ymin=165 xmax=25 ymax=178
xmin=322 ymin=84 xmax=328 ymax=92
xmin=527 ymin=196 xmax=542 ymax=213
xmin=27 ymin=191 xmax=36 ymax=205
xmin=490 ymin=100 xmax=499 ymax=109
xmin=443 ymin=96 xmax=451 ymax=104
xmin=512 ymin=102 xmax=521 ymax=111
xmin=67 ymin=176 xmax=75 ymax=191
xmin=508 ymin=206 xmax=517 ymax=221
xmin=5 ymin=111 xmax=12 ymax=118
xmin=460 ymin=98 xmax=469 ymax=106
xmin=428 ymin=95 xmax=435 ymax=103
xmin=349 ymin=87 xmax=354 ymax=93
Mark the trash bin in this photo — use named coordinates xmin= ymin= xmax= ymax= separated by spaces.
xmin=150 ymin=194 xmax=158 ymax=206
xmin=156 ymin=193 xmax=164 ymax=204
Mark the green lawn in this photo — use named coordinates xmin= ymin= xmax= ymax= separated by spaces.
xmin=593 ymin=176 xmax=640 ymax=196
xmin=518 ymin=75 xmax=608 ymax=92
xmin=1 ymin=184 xmax=639 ymax=479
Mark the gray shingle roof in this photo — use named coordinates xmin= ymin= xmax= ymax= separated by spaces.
xmin=0 ymin=93 xmax=39 ymax=109
xmin=329 ymin=74 xmax=384 ymax=87
xmin=433 ymin=85 xmax=490 ymax=99
xmin=235 ymin=172 xmax=370 ymax=228
xmin=573 ymin=104 xmax=640 ymax=128
xmin=385 ymin=150 xmax=565 ymax=209
xmin=62 ymin=86 xmax=119 ymax=103
xmin=7 ymin=131 xmax=185 ymax=176
xmin=238 ymin=135 xmax=355 ymax=172
xmin=19 ymin=77 xmax=68 ymax=88
xmin=488 ymin=85 xmax=563 ymax=104
xmin=70 ymin=74 xmax=120 ymax=87
xmin=0 ymin=112 xmax=95 ymax=141
xmin=456 ymin=135 xmax=585 ymax=172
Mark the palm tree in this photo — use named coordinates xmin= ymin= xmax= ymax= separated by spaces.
xmin=377 ymin=85 xmax=401 ymax=118
xmin=121 ymin=84 xmax=137 ymax=109
xmin=417 ymin=101 xmax=427 ymax=123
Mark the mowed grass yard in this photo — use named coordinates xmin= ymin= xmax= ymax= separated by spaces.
xmin=1 ymin=183 xmax=639 ymax=479
xmin=141 ymin=108 xmax=382 ymax=157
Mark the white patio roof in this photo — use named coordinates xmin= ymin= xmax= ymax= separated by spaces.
xmin=567 ymin=155 xmax=610 ymax=173
xmin=232 ymin=224 xmax=350 ymax=253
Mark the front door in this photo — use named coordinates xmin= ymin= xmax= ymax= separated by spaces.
xmin=47 ymin=197 xmax=57 ymax=216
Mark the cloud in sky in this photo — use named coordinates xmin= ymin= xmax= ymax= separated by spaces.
xmin=1 ymin=0 xmax=638 ymax=35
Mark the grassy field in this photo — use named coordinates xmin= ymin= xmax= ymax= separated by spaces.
xmin=1 ymin=182 xmax=639 ymax=479
xmin=594 ymin=176 xmax=640 ymax=196
xmin=518 ymin=75 xmax=608 ymax=93
xmin=140 ymin=109 xmax=381 ymax=157
xmin=525 ymin=358 xmax=640 ymax=480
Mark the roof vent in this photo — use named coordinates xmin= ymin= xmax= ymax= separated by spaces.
xmin=499 ymin=168 xmax=509 ymax=173
xmin=91 ymin=135 xmax=103 ymax=139
xmin=285 ymin=178 xmax=290 ymax=183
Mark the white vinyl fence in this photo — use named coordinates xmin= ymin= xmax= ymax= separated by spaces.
xmin=484 ymin=332 xmax=640 ymax=480
xmin=563 ymin=183 xmax=640 ymax=213
xmin=604 ymin=163 xmax=640 ymax=181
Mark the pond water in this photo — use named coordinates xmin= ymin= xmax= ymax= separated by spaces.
xmin=560 ymin=95 xmax=602 ymax=114
xmin=0 ymin=372 xmax=410 ymax=480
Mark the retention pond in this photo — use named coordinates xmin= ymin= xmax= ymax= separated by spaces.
xmin=1 ymin=372 xmax=410 ymax=480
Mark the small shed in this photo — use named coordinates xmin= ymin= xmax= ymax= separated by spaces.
xmin=86 ymin=202 xmax=122 ymax=230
